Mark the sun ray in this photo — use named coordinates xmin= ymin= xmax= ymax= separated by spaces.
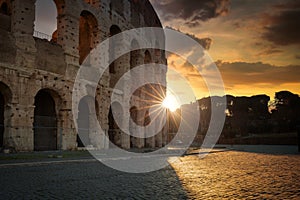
xmin=161 ymin=93 xmax=180 ymax=112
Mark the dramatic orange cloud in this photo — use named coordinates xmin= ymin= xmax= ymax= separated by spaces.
xmin=151 ymin=0 xmax=300 ymax=102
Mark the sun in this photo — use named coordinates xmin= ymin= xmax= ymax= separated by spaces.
xmin=162 ymin=93 xmax=180 ymax=112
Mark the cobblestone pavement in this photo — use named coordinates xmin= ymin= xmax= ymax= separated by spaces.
xmin=170 ymin=151 xmax=300 ymax=199
xmin=0 ymin=151 xmax=299 ymax=199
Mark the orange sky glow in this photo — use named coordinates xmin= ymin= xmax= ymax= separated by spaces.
xmin=35 ymin=0 xmax=300 ymax=104
xmin=150 ymin=0 xmax=300 ymax=103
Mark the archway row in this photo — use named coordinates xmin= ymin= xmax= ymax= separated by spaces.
xmin=0 ymin=81 xmax=12 ymax=149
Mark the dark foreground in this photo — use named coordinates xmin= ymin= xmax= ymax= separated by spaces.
xmin=0 ymin=150 xmax=299 ymax=199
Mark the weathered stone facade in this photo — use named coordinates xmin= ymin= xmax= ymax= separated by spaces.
xmin=0 ymin=0 xmax=167 ymax=151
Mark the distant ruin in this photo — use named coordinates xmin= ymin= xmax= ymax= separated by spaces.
xmin=169 ymin=91 xmax=300 ymax=145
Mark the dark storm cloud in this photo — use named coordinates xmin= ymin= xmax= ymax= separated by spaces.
xmin=261 ymin=1 xmax=300 ymax=46
xmin=150 ymin=0 xmax=230 ymax=27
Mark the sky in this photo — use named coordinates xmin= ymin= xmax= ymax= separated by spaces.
xmin=34 ymin=0 xmax=300 ymax=104
xmin=150 ymin=0 xmax=300 ymax=103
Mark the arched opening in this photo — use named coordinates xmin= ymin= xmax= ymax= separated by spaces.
xmin=79 ymin=11 xmax=98 ymax=65
xmin=34 ymin=0 xmax=58 ymax=41
xmin=144 ymin=50 xmax=152 ymax=64
xmin=0 ymin=92 xmax=4 ymax=148
xmin=77 ymin=96 xmax=99 ymax=148
xmin=33 ymin=90 xmax=58 ymax=151
xmin=130 ymin=39 xmax=142 ymax=96
xmin=143 ymin=109 xmax=151 ymax=148
xmin=109 ymin=25 xmax=121 ymax=36
xmin=0 ymin=1 xmax=11 ymax=31
xmin=77 ymin=98 xmax=90 ymax=147
xmin=142 ymin=50 xmax=153 ymax=104
xmin=109 ymin=25 xmax=122 ymax=74
xmin=130 ymin=106 xmax=140 ymax=124
xmin=110 ymin=25 xmax=122 ymax=36
xmin=129 ymin=106 xmax=138 ymax=148
xmin=144 ymin=110 xmax=151 ymax=126
xmin=0 ymin=2 xmax=8 ymax=15
xmin=0 ymin=82 xmax=12 ymax=149
xmin=108 ymin=102 xmax=123 ymax=148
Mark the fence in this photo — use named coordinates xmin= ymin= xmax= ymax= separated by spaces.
xmin=33 ymin=30 xmax=52 ymax=41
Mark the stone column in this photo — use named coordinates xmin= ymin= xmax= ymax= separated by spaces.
xmin=135 ymin=108 xmax=145 ymax=148
xmin=121 ymin=86 xmax=130 ymax=149
xmin=121 ymin=117 xmax=130 ymax=149
xmin=56 ymin=14 xmax=80 ymax=79
xmin=155 ymin=130 xmax=163 ymax=148
xmin=6 ymin=103 xmax=35 ymax=152
xmin=58 ymin=109 xmax=77 ymax=150
xmin=11 ymin=0 xmax=36 ymax=69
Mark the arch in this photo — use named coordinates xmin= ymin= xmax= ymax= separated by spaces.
xmin=142 ymin=50 xmax=153 ymax=100
xmin=33 ymin=89 xmax=60 ymax=151
xmin=0 ymin=82 xmax=12 ymax=148
xmin=110 ymin=25 xmax=122 ymax=36
xmin=143 ymin=109 xmax=152 ymax=148
xmin=108 ymin=102 xmax=123 ymax=148
xmin=0 ymin=81 xmax=12 ymax=104
xmin=0 ymin=1 xmax=11 ymax=31
xmin=77 ymin=95 xmax=99 ymax=147
xmin=79 ymin=10 xmax=99 ymax=65
xmin=109 ymin=25 xmax=122 ymax=74
xmin=129 ymin=106 xmax=139 ymax=148
xmin=34 ymin=0 xmax=58 ymax=41
xmin=144 ymin=50 xmax=152 ymax=64
xmin=131 ymin=39 xmax=139 ymax=49
xmin=144 ymin=109 xmax=151 ymax=126
xmin=0 ymin=2 xmax=9 ymax=15
xmin=130 ymin=39 xmax=142 ymax=97
xmin=130 ymin=106 xmax=139 ymax=124
xmin=0 ymin=92 xmax=4 ymax=148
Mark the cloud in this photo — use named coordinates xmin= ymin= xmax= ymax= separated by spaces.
xmin=150 ymin=0 xmax=230 ymax=27
xmin=166 ymin=26 xmax=212 ymax=50
xmin=168 ymin=59 xmax=300 ymax=100
xmin=217 ymin=61 xmax=300 ymax=86
xmin=255 ymin=45 xmax=283 ymax=56
xmin=261 ymin=1 xmax=300 ymax=46
xmin=181 ymin=61 xmax=195 ymax=72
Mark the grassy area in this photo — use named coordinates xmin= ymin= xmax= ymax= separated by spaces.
xmin=0 ymin=150 xmax=92 ymax=161
xmin=249 ymin=132 xmax=297 ymax=138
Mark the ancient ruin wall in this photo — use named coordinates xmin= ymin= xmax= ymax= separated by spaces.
xmin=0 ymin=0 xmax=167 ymax=151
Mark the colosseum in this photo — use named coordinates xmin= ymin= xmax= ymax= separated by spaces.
xmin=0 ymin=0 xmax=167 ymax=152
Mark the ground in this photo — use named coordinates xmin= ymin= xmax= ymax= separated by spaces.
xmin=171 ymin=151 xmax=300 ymax=199
xmin=0 ymin=148 xmax=299 ymax=199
